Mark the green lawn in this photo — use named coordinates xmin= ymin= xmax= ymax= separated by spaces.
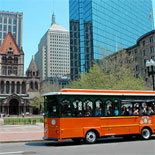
xmin=4 ymin=117 xmax=44 ymax=125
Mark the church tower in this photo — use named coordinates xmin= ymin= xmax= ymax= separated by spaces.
xmin=26 ymin=57 xmax=40 ymax=92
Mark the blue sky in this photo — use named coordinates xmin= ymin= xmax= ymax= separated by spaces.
xmin=0 ymin=0 xmax=155 ymax=72
xmin=0 ymin=0 xmax=69 ymax=72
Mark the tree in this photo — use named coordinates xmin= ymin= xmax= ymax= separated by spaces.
xmin=29 ymin=94 xmax=44 ymax=112
xmin=69 ymin=63 xmax=148 ymax=90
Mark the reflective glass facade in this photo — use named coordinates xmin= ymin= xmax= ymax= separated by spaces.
xmin=0 ymin=11 xmax=23 ymax=48
xmin=69 ymin=0 xmax=154 ymax=80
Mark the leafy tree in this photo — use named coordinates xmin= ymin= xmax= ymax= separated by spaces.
xmin=29 ymin=94 xmax=44 ymax=112
xmin=69 ymin=63 xmax=148 ymax=90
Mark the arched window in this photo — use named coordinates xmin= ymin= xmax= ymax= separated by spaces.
xmin=16 ymin=82 xmax=20 ymax=94
xmin=22 ymin=82 xmax=26 ymax=94
xmin=61 ymin=99 xmax=71 ymax=117
xmin=8 ymin=56 xmax=12 ymax=64
xmin=6 ymin=81 xmax=10 ymax=94
xmin=11 ymin=81 xmax=15 ymax=94
xmin=1 ymin=81 xmax=4 ymax=94
xmin=83 ymin=99 xmax=93 ymax=117
xmin=30 ymin=81 xmax=33 ymax=90
xmin=72 ymin=99 xmax=82 ymax=117
xmin=104 ymin=99 xmax=113 ymax=116
xmin=35 ymin=82 xmax=38 ymax=90
xmin=94 ymin=100 xmax=103 ymax=116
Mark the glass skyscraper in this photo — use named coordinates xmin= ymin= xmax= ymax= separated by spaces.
xmin=69 ymin=0 xmax=154 ymax=80
xmin=0 ymin=11 xmax=23 ymax=48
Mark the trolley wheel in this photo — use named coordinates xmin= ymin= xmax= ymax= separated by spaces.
xmin=141 ymin=128 xmax=151 ymax=140
xmin=85 ymin=130 xmax=97 ymax=144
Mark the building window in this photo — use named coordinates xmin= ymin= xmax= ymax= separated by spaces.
xmin=22 ymin=82 xmax=26 ymax=94
xmin=4 ymin=17 xmax=7 ymax=24
xmin=8 ymin=25 xmax=11 ymax=32
xmin=149 ymin=36 xmax=153 ymax=43
xmin=150 ymin=46 xmax=154 ymax=53
xmin=2 ymin=67 xmax=6 ymax=75
xmin=35 ymin=82 xmax=38 ymax=90
xmin=151 ymin=56 xmax=155 ymax=61
xmin=136 ymin=65 xmax=139 ymax=71
xmin=143 ymin=50 xmax=146 ymax=56
xmin=17 ymin=82 xmax=20 ymax=94
xmin=1 ymin=81 xmax=4 ymax=94
xmin=3 ymin=25 xmax=7 ymax=31
xmin=14 ymin=57 xmax=18 ymax=64
xmin=135 ymin=49 xmax=138 ymax=54
xmin=3 ymin=32 xmax=7 ymax=39
xmin=8 ymin=66 xmax=12 ymax=75
xmin=13 ymin=67 xmax=17 ymax=75
xmin=30 ymin=81 xmax=33 ymax=89
xmin=6 ymin=81 xmax=10 ymax=94
xmin=13 ymin=19 xmax=16 ymax=24
xmin=9 ymin=18 xmax=12 ymax=24
xmin=11 ymin=82 xmax=15 ymax=94
xmin=143 ymin=40 xmax=145 ymax=46
xmin=13 ymin=26 xmax=16 ymax=32
xmin=13 ymin=33 xmax=16 ymax=40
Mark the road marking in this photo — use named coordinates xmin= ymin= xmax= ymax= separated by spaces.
xmin=0 ymin=151 xmax=24 ymax=154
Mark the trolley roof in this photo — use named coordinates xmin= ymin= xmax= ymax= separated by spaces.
xmin=43 ymin=89 xmax=155 ymax=97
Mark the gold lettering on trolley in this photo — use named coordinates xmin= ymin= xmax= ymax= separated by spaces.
xmin=101 ymin=124 xmax=139 ymax=128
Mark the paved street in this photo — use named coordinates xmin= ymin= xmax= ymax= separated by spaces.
xmin=0 ymin=137 xmax=155 ymax=155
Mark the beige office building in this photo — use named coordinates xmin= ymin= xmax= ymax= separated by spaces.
xmin=35 ymin=13 xmax=70 ymax=81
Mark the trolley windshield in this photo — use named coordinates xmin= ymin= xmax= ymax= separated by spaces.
xmin=44 ymin=95 xmax=59 ymax=117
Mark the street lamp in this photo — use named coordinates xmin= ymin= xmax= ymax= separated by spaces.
xmin=146 ymin=59 xmax=155 ymax=91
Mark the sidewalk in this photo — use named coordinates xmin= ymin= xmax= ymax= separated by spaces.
xmin=0 ymin=118 xmax=44 ymax=143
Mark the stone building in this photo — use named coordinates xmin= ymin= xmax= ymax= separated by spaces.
xmin=106 ymin=30 xmax=155 ymax=89
xmin=0 ymin=32 xmax=40 ymax=115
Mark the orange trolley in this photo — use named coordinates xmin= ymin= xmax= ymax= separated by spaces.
xmin=43 ymin=89 xmax=155 ymax=143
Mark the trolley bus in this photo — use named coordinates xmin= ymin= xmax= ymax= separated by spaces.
xmin=43 ymin=89 xmax=155 ymax=144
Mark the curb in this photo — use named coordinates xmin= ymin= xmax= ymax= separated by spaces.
xmin=0 ymin=139 xmax=44 ymax=143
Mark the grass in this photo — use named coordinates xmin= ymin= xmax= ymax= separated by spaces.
xmin=4 ymin=117 xmax=44 ymax=125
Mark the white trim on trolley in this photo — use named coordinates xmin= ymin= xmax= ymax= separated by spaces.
xmin=43 ymin=92 xmax=155 ymax=97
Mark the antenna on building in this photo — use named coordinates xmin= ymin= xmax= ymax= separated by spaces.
xmin=51 ymin=0 xmax=56 ymax=25
xmin=53 ymin=0 xmax=55 ymax=12
xmin=52 ymin=12 xmax=56 ymax=25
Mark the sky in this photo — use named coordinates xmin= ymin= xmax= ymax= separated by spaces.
xmin=0 ymin=0 xmax=155 ymax=72
xmin=0 ymin=0 xmax=69 ymax=72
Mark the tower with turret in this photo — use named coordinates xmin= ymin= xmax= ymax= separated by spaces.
xmin=35 ymin=12 xmax=70 ymax=81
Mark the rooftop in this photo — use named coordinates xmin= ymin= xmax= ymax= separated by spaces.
xmin=48 ymin=12 xmax=68 ymax=32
